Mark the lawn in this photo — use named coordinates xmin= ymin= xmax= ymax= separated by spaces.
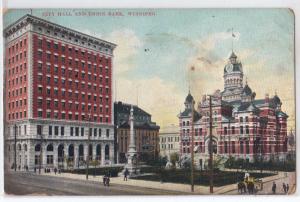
xmin=131 ymin=169 xmax=275 ymax=187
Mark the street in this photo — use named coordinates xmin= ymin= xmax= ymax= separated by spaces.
xmin=4 ymin=172 xmax=187 ymax=195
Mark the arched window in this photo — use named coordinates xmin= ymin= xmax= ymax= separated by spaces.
xmin=18 ymin=144 xmax=22 ymax=151
xmin=35 ymin=144 xmax=41 ymax=152
xmin=47 ymin=144 xmax=54 ymax=152
xmin=105 ymin=145 xmax=109 ymax=160
xmin=96 ymin=144 xmax=101 ymax=161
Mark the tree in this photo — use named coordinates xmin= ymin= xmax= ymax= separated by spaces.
xmin=170 ymin=152 xmax=179 ymax=167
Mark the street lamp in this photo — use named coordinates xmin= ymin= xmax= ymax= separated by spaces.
xmin=39 ymin=127 xmax=43 ymax=175
xmin=14 ymin=124 xmax=17 ymax=172
xmin=86 ymin=109 xmax=92 ymax=180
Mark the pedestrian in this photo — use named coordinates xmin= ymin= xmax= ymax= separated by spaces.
xmin=58 ymin=169 xmax=61 ymax=174
xmin=272 ymin=182 xmax=277 ymax=194
xmin=286 ymin=184 xmax=289 ymax=194
xmin=124 ymin=168 xmax=129 ymax=181
xmin=103 ymin=175 xmax=107 ymax=186
xmin=282 ymin=183 xmax=287 ymax=194
xmin=54 ymin=167 xmax=57 ymax=175
xmin=106 ymin=175 xmax=110 ymax=187
xmin=34 ymin=167 xmax=36 ymax=173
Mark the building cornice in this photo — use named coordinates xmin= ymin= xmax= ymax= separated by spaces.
xmin=4 ymin=14 xmax=116 ymax=54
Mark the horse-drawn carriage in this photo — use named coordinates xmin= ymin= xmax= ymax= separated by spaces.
xmin=237 ymin=175 xmax=263 ymax=194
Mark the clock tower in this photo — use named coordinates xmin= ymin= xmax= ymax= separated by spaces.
xmin=221 ymin=51 xmax=244 ymax=102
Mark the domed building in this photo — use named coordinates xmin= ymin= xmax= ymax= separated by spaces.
xmin=178 ymin=51 xmax=289 ymax=168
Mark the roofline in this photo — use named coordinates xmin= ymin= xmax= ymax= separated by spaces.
xmin=4 ymin=14 xmax=117 ymax=48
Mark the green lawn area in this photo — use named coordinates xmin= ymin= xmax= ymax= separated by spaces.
xmin=132 ymin=169 xmax=275 ymax=187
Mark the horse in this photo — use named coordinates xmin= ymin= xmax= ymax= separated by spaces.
xmin=247 ymin=181 xmax=255 ymax=194
xmin=238 ymin=181 xmax=247 ymax=194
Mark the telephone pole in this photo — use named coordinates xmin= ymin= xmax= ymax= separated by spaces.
xmin=190 ymin=98 xmax=195 ymax=192
xmin=86 ymin=110 xmax=92 ymax=180
xmin=209 ymin=95 xmax=214 ymax=193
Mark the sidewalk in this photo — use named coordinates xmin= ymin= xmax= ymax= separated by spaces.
xmin=40 ymin=171 xmax=287 ymax=194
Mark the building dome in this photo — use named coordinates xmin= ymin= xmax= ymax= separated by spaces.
xmin=242 ymin=84 xmax=252 ymax=96
xmin=229 ymin=51 xmax=237 ymax=59
xmin=273 ymin=94 xmax=281 ymax=104
xmin=185 ymin=92 xmax=194 ymax=103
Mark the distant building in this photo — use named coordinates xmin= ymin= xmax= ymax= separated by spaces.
xmin=178 ymin=51 xmax=289 ymax=169
xmin=4 ymin=15 xmax=116 ymax=171
xmin=159 ymin=124 xmax=180 ymax=160
xmin=114 ymin=101 xmax=160 ymax=163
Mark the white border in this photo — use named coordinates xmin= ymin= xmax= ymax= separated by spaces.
xmin=1 ymin=1 xmax=299 ymax=202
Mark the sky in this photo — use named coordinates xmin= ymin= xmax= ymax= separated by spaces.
xmin=3 ymin=8 xmax=295 ymax=130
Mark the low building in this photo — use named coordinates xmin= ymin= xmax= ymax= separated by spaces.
xmin=114 ymin=101 xmax=160 ymax=163
xmin=159 ymin=124 xmax=180 ymax=160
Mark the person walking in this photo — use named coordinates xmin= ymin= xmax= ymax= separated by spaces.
xmin=54 ymin=167 xmax=57 ymax=175
xmin=282 ymin=183 xmax=287 ymax=194
xmin=124 ymin=168 xmax=129 ymax=181
xmin=272 ymin=182 xmax=277 ymax=194
xmin=106 ymin=175 xmax=110 ymax=187
xmin=286 ymin=184 xmax=289 ymax=194
xmin=103 ymin=175 xmax=107 ymax=186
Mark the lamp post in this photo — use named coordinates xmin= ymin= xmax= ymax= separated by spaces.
xmin=14 ymin=124 xmax=17 ymax=172
xmin=190 ymin=98 xmax=195 ymax=192
xmin=208 ymin=95 xmax=214 ymax=194
xmin=39 ymin=128 xmax=43 ymax=174
xmin=86 ymin=110 xmax=92 ymax=180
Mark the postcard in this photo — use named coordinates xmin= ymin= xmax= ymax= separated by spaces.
xmin=2 ymin=8 xmax=296 ymax=195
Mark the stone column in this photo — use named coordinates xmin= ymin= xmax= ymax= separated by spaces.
xmin=84 ymin=144 xmax=89 ymax=161
xmin=101 ymin=143 xmax=105 ymax=165
xmin=42 ymin=143 xmax=47 ymax=169
xmin=74 ymin=144 xmax=79 ymax=169
xmin=109 ymin=143 xmax=114 ymax=164
xmin=64 ymin=144 xmax=69 ymax=169
xmin=53 ymin=143 xmax=58 ymax=169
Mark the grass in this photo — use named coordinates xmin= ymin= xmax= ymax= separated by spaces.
xmin=132 ymin=169 xmax=275 ymax=187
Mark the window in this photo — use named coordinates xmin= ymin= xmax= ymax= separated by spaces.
xmin=106 ymin=129 xmax=109 ymax=137
xmin=245 ymin=116 xmax=249 ymax=122
xmin=38 ymin=110 xmax=43 ymax=117
xmin=70 ymin=127 xmax=74 ymax=136
xmin=240 ymin=117 xmax=243 ymax=122
xmin=54 ymin=126 xmax=59 ymax=135
xmin=224 ymin=127 xmax=227 ymax=135
xmin=61 ymin=126 xmax=64 ymax=136
xmin=75 ymin=127 xmax=79 ymax=136
xmin=231 ymin=126 xmax=235 ymax=134
xmin=81 ymin=127 xmax=84 ymax=136
xmin=94 ymin=128 xmax=97 ymax=136
xmin=37 ymin=125 xmax=42 ymax=135
xmin=240 ymin=126 xmax=243 ymax=134
xmin=99 ymin=128 xmax=102 ymax=137
xmin=240 ymin=141 xmax=244 ymax=154
xmin=246 ymin=125 xmax=249 ymax=134
xmin=47 ymin=112 xmax=51 ymax=118
xmin=49 ymin=126 xmax=52 ymax=136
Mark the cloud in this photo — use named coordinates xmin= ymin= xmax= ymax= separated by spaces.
xmin=107 ymin=29 xmax=143 ymax=74
xmin=116 ymin=77 xmax=184 ymax=129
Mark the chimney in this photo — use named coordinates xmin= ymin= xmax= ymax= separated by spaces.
xmin=265 ymin=93 xmax=269 ymax=103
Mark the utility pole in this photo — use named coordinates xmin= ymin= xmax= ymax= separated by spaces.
xmin=209 ymin=95 xmax=214 ymax=193
xmin=14 ymin=124 xmax=17 ymax=172
xmin=86 ymin=110 xmax=92 ymax=180
xmin=190 ymin=98 xmax=195 ymax=192
xmin=39 ymin=127 xmax=43 ymax=174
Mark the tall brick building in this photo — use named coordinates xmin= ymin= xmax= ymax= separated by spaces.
xmin=179 ymin=52 xmax=289 ymax=169
xmin=4 ymin=14 xmax=116 ymax=170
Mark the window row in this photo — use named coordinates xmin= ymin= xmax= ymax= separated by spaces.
xmin=36 ymin=110 xmax=110 ymax=123
xmin=7 ymin=125 xmax=27 ymax=136
xmin=8 ymin=111 xmax=27 ymax=120
xmin=37 ymin=86 xmax=110 ymax=98
xmin=36 ymin=125 xmax=110 ymax=137
xmin=37 ymin=74 xmax=110 ymax=89
xmin=8 ymin=63 xmax=27 ymax=76
xmin=8 ymin=99 xmax=27 ymax=109
xmin=8 ymin=51 xmax=27 ymax=65
xmin=8 ymin=75 xmax=27 ymax=87
xmin=8 ymin=38 xmax=27 ymax=54
xmin=8 ymin=87 xmax=27 ymax=98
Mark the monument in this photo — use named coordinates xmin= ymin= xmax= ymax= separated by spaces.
xmin=124 ymin=105 xmax=140 ymax=176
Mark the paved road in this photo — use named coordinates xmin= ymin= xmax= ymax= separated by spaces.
xmin=4 ymin=172 xmax=187 ymax=195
